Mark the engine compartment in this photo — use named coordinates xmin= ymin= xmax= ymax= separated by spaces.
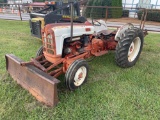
xmin=62 ymin=31 xmax=117 ymax=58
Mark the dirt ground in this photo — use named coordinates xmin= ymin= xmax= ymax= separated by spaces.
xmin=107 ymin=18 xmax=160 ymax=26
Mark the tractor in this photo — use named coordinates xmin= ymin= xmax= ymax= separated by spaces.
xmin=5 ymin=3 xmax=147 ymax=107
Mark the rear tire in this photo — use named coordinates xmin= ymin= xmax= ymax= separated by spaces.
xmin=65 ymin=59 xmax=89 ymax=90
xmin=115 ymin=27 xmax=144 ymax=68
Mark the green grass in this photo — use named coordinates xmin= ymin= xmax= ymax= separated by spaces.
xmin=0 ymin=19 xmax=160 ymax=120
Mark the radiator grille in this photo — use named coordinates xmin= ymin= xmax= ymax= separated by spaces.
xmin=43 ymin=33 xmax=54 ymax=55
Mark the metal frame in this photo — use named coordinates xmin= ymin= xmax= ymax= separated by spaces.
xmin=122 ymin=0 xmax=160 ymax=9
xmin=85 ymin=6 xmax=147 ymax=29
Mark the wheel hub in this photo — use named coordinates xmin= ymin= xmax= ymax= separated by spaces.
xmin=128 ymin=37 xmax=141 ymax=62
xmin=128 ymin=42 xmax=135 ymax=55
xmin=74 ymin=66 xmax=87 ymax=86
xmin=78 ymin=72 xmax=83 ymax=79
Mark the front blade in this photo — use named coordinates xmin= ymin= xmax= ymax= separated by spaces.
xmin=5 ymin=54 xmax=60 ymax=107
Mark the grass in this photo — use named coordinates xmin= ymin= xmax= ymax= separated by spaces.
xmin=0 ymin=19 xmax=160 ymax=120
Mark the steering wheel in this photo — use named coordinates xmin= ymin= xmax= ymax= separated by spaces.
xmin=92 ymin=19 xmax=101 ymax=26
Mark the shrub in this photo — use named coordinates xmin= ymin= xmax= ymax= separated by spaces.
xmin=84 ymin=0 xmax=93 ymax=18
xmin=122 ymin=10 xmax=129 ymax=17
xmin=111 ymin=0 xmax=122 ymax=18
xmin=137 ymin=10 xmax=160 ymax=22
xmin=137 ymin=10 xmax=143 ymax=20
xmin=90 ymin=0 xmax=104 ymax=19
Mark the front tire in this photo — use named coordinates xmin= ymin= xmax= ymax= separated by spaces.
xmin=115 ymin=27 xmax=144 ymax=68
xmin=36 ymin=46 xmax=43 ymax=57
xmin=36 ymin=46 xmax=46 ymax=62
xmin=65 ymin=59 xmax=89 ymax=90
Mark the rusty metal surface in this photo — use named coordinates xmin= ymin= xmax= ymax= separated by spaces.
xmin=5 ymin=54 xmax=60 ymax=107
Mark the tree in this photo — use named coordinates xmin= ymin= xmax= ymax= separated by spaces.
xmin=90 ymin=0 xmax=103 ymax=19
xmin=84 ymin=0 xmax=93 ymax=17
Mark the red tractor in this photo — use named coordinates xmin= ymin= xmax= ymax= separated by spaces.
xmin=5 ymin=3 xmax=147 ymax=106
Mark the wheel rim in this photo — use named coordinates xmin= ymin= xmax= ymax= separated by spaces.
xmin=74 ymin=66 xmax=87 ymax=86
xmin=128 ymin=37 xmax=141 ymax=62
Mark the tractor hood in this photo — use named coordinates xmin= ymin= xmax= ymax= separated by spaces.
xmin=45 ymin=23 xmax=94 ymax=38
xmin=44 ymin=23 xmax=94 ymax=55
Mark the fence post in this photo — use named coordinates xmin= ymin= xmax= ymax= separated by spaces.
xmin=105 ymin=6 xmax=108 ymax=21
xmin=141 ymin=9 xmax=148 ymax=30
xmin=18 ymin=4 xmax=22 ymax=21
xmin=140 ymin=8 xmax=147 ymax=30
